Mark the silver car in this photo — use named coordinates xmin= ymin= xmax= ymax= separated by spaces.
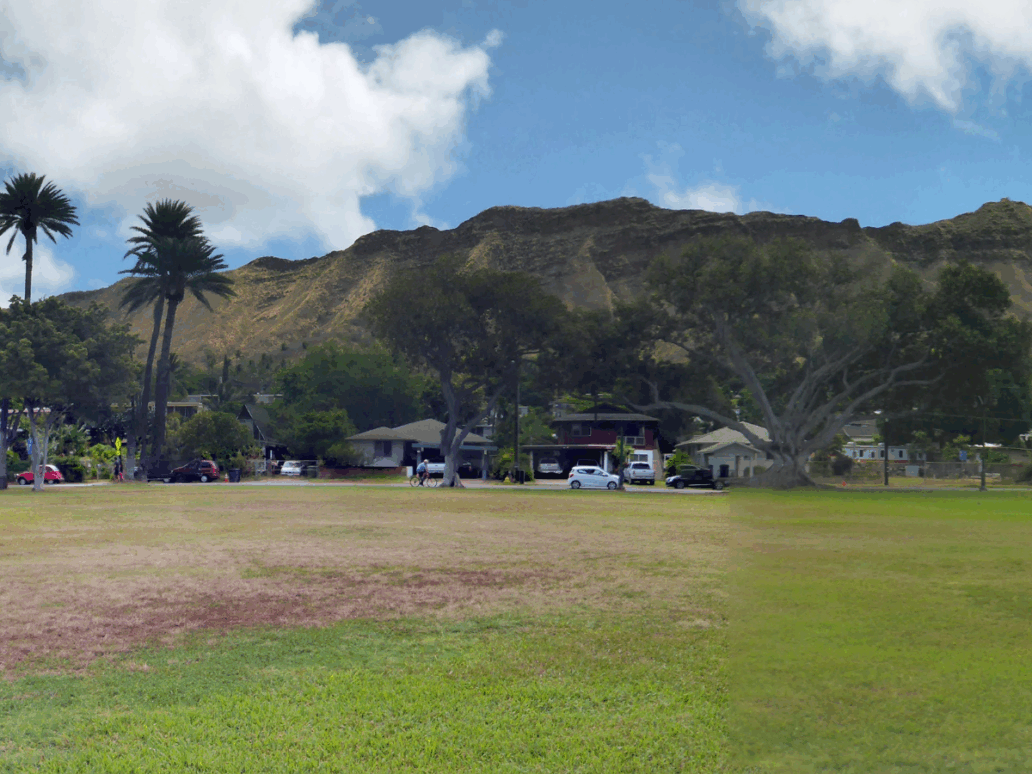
xmin=567 ymin=466 xmax=621 ymax=490
xmin=536 ymin=457 xmax=563 ymax=476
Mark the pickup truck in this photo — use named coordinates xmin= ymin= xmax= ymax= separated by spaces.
xmin=625 ymin=461 xmax=656 ymax=485
xmin=419 ymin=462 xmax=446 ymax=476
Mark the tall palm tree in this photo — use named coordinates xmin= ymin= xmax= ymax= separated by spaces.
xmin=0 ymin=173 xmax=79 ymax=303
xmin=120 ymin=200 xmax=204 ymax=473
xmin=139 ymin=236 xmax=235 ymax=462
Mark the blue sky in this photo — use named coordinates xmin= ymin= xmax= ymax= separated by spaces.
xmin=3 ymin=0 xmax=1032 ymax=301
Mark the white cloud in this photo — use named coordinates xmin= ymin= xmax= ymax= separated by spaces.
xmin=653 ymin=178 xmax=744 ymax=213
xmin=643 ymin=144 xmax=778 ymax=214
xmin=0 ymin=0 xmax=500 ymax=253
xmin=952 ymin=118 xmax=1000 ymax=140
xmin=738 ymin=0 xmax=1032 ymax=112
xmin=0 ymin=243 xmax=77 ymax=307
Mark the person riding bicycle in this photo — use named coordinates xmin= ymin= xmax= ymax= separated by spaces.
xmin=416 ymin=460 xmax=428 ymax=486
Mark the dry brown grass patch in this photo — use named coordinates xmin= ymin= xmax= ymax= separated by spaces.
xmin=0 ymin=486 xmax=728 ymax=676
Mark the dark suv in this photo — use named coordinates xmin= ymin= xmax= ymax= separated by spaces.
xmin=665 ymin=465 xmax=724 ymax=490
xmin=170 ymin=459 xmax=220 ymax=483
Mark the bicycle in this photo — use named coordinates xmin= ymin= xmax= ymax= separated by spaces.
xmin=409 ymin=473 xmax=439 ymax=487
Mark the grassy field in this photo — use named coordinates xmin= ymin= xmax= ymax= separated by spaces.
xmin=0 ymin=485 xmax=728 ymax=772
xmin=731 ymin=490 xmax=1032 ymax=773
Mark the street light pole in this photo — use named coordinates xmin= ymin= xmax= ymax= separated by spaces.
xmin=512 ymin=358 xmax=521 ymax=485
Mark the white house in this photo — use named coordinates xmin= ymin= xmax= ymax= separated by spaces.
xmin=843 ymin=443 xmax=927 ymax=462
xmin=347 ymin=426 xmax=410 ymax=468
xmin=676 ymin=422 xmax=773 ymax=479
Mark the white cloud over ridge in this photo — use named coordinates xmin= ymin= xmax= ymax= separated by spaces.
xmin=644 ymin=144 xmax=777 ymax=215
xmin=0 ymin=244 xmax=76 ymax=307
xmin=738 ymin=0 xmax=1032 ymax=112
xmin=0 ymin=0 xmax=500 ymax=253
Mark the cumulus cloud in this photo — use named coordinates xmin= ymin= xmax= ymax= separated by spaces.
xmin=737 ymin=0 xmax=1032 ymax=112
xmin=0 ymin=0 xmax=500 ymax=253
xmin=0 ymin=244 xmax=77 ymax=307
xmin=644 ymin=144 xmax=777 ymax=214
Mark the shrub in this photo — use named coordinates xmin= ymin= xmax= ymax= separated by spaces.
xmin=52 ymin=455 xmax=87 ymax=483
xmin=491 ymin=451 xmax=535 ymax=482
xmin=831 ymin=455 xmax=854 ymax=476
xmin=1017 ymin=464 xmax=1032 ymax=484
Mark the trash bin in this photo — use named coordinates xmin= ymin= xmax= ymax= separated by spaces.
xmin=228 ymin=468 xmax=241 ymax=483
xmin=307 ymin=465 xmax=319 ymax=479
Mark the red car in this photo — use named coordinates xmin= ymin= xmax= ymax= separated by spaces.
xmin=16 ymin=464 xmax=65 ymax=486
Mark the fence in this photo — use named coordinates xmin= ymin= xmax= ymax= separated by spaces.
xmin=809 ymin=460 xmax=1032 ymax=486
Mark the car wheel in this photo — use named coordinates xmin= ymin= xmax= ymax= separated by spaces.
xmin=713 ymin=481 xmax=724 ymax=490
xmin=607 ymin=481 xmax=618 ymax=490
xmin=163 ymin=477 xmax=172 ymax=484
xmin=570 ymin=481 xmax=581 ymax=490
xmin=17 ymin=477 xmax=28 ymax=486
xmin=200 ymin=474 xmax=209 ymax=483
xmin=675 ymin=480 xmax=685 ymax=489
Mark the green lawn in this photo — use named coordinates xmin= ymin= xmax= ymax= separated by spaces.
xmin=0 ymin=486 xmax=728 ymax=772
xmin=730 ymin=490 xmax=1032 ymax=773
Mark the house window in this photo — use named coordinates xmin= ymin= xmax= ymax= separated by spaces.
xmin=570 ymin=423 xmax=590 ymax=437
xmin=375 ymin=440 xmax=393 ymax=457
xmin=898 ymin=450 xmax=904 ymax=459
xmin=879 ymin=450 xmax=884 ymax=458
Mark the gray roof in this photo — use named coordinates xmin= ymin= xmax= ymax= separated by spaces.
xmin=842 ymin=418 xmax=878 ymax=440
xmin=677 ymin=422 xmax=769 ymax=449
xmin=240 ymin=403 xmax=278 ymax=444
xmin=347 ymin=426 xmax=414 ymax=442
xmin=700 ymin=440 xmax=762 ymax=455
xmin=388 ymin=419 xmax=492 ymax=447
xmin=551 ymin=412 xmax=658 ymax=424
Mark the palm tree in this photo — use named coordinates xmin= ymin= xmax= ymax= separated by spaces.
xmin=120 ymin=200 xmax=204 ymax=474
xmin=0 ymin=173 xmax=79 ymax=303
xmin=139 ymin=236 xmax=235 ymax=462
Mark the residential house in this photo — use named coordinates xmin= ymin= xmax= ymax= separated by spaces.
xmin=843 ymin=443 xmax=927 ymax=462
xmin=842 ymin=417 xmax=878 ymax=444
xmin=347 ymin=419 xmax=496 ymax=474
xmin=675 ymin=422 xmax=773 ymax=480
xmin=237 ymin=403 xmax=288 ymax=460
xmin=523 ymin=404 xmax=661 ymax=474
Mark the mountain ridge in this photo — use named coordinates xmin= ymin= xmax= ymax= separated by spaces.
xmin=61 ymin=197 xmax=1032 ymax=364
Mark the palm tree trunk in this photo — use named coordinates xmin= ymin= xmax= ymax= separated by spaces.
xmin=137 ymin=298 xmax=164 ymax=473
xmin=150 ymin=296 xmax=180 ymax=463
xmin=23 ymin=235 xmax=33 ymax=304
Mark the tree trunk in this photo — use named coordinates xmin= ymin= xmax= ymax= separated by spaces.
xmin=0 ymin=398 xmax=10 ymax=491
xmin=23 ymin=235 xmax=33 ymax=304
xmin=137 ymin=298 xmax=164 ymax=474
xmin=126 ymin=432 xmax=137 ymax=481
xmin=27 ymin=404 xmax=42 ymax=492
xmin=150 ymin=297 xmax=180 ymax=464
xmin=757 ymin=454 xmax=818 ymax=488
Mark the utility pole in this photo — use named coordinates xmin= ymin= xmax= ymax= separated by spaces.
xmin=883 ymin=421 xmax=889 ymax=487
xmin=512 ymin=359 xmax=521 ymax=485
xmin=980 ymin=397 xmax=987 ymax=492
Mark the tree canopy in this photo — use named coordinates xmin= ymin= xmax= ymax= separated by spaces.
xmin=0 ymin=298 xmax=138 ymax=490
xmin=273 ymin=342 xmax=422 ymax=431
xmin=639 ymin=236 xmax=991 ymax=486
xmin=366 ymin=255 xmax=567 ymax=486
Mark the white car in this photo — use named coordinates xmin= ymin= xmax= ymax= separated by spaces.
xmin=280 ymin=460 xmax=305 ymax=476
xmin=568 ymin=466 xmax=621 ymax=490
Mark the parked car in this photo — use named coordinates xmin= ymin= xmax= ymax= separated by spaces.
xmin=536 ymin=457 xmax=563 ymax=476
xmin=665 ymin=466 xmax=723 ymax=490
xmin=170 ymin=459 xmax=220 ymax=483
xmin=568 ymin=465 xmax=621 ymax=490
xmin=16 ymin=464 xmax=64 ymax=486
xmin=625 ymin=461 xmax=655 ymax=485
xmin=280 ymin=460 xmax=306 ymax=477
